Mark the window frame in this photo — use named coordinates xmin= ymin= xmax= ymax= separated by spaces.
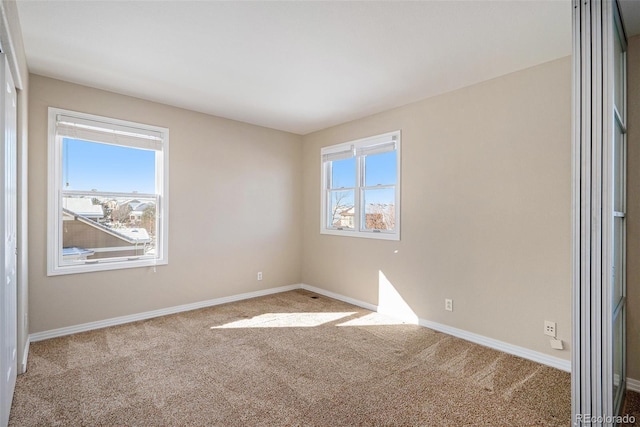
xmin=320 ymin=130 xmax=401 ymax=241
xmin=47 ymin=107 xmax=169 ymax=276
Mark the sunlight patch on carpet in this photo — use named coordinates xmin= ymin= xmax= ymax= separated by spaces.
xmin=211 ymin=312 xmax=357 ymax=329
xmin=337 ymin=312 xmax=407 ymax=326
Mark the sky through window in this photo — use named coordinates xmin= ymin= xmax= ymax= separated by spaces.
xmin=62 ymin=138 xmax=156 ymax=194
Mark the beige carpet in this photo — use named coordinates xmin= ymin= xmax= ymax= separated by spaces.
xmin=10 ymin=289 xmax=572 ymax=426
xmin=623 ymin=390 xmax=640 ymax=427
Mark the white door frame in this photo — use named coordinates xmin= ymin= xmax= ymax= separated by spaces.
xmin=0 ymin=1 xmax=29 ymax=382
xmin=0 ymin=52 xmax=17 ymax=427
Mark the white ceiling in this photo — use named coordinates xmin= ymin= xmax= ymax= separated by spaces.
xmin=16 ymin=1 xmax=572 ymax=135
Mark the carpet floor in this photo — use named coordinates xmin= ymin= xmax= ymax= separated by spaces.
xmin=623 ymin=390 xmax=640 ymax=426
xmin=9 ymin=289 xmax=574 ymax=426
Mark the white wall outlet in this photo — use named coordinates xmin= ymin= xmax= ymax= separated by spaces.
xmin=257 ymin=272 xmax=263 ymax=281
xmin=544 ymin=320 xmax=556 ymax=338
xmin=445 ymin=299 xmax=453 ymax=312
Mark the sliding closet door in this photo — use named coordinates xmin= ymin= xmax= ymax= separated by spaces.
xmin=610 ymin=3 xmax=627 ymax=416
xmin=573 ymin=0 xmax=628 ymax=423
xmin=0 ymin=52 xmax=17 ymax=427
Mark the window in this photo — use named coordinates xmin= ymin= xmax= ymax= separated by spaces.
xmin=47 ymin=108 xmax=169 ymax=275
xmin=321 ymin=131 xmax=400 ymax=240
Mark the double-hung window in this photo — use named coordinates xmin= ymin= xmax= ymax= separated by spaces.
xmin=47 ymin=108 xmax=169 ymax=275
xmin=321 ymin=130 xmax=400 ymax=240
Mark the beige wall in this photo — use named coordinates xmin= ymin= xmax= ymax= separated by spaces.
xmin=301 ymin=57 xmax=572 ymax=359
xmin=28 ymin=74 xmax=303 ymax=333
xmin=626 ymin=35 xmax=640 ymax=382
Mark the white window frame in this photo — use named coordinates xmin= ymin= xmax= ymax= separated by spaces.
xmin=47 ymin=107 xmax=169 ymax=275
xmin=320 ymin=130 xmax=401 ymax=241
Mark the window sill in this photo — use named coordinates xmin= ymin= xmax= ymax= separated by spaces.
xmin=320 ymin=229 xmax=400 ymax=241
xmin=47 ymin=257 xmax=167 ymax=276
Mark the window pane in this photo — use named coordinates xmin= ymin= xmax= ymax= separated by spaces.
xmin=613 ymin=310 xmax=624 ymax=401
xmin=613 ymin=216 xmax=624 ymax=308
xmin=363 ymin=188 xmax=396 ymax=231
xmin=328 ymin=190 xmax=355 ymax=229
xmin=61 ymin=194 xmax=158 ymax=264
xmin=330 ymin=157 xmax=356 ymax=189
xmin=364 ymin=151 xmax=396 ymax=186
xmin=63 ymin=138 xmax=156 ymax=193
xmin=614 ymin=28 xmax=625 ymax=118
xmin=613 ymin=122 xmax=625 ymax=213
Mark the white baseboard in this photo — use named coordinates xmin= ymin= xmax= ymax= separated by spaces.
xmin=418 ymin=319 xmax=571 ymax=372
xmin=299 ymin=283 xmax=571 ymax=373
xmin=29 ymin=284 xmax=300 ymax=342
xmin=627 ymin=377 xmax=640 ymax=393
xmin=300 ymin=284 xmax=378 ymax=312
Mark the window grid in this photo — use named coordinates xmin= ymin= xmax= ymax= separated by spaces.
xmin=320 ymin=131 xmax=400 ymax=241
xmin=47 ymin=107 xmax=169 ymax=276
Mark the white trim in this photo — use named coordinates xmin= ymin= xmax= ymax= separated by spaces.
xmin=20 ymin=337 xmax=29 ymax=374
xmin=0 ymin=3 xmax=25 ymax=90
xmin=88 ymin=246 xmax=149 ymax=253
xmin=29 ymin=284 xmax=299 ymax=342
xmin=418 ymin=319 xmax=571 ymax=372
xmin=627 ymin=377 xmax=640 ymax=393
xmin=300 ymin=284 xmax=378 ymax=312
xmin=299 ymin=284 xmax=570 ymax=372
xmin=320 ymin=228 xmax=400 ymax=241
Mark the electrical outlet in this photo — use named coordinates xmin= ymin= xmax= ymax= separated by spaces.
xmin=257 ymin=272 xmax=263 ymax=281
xmin=544 ymin=321 xmax=556 ymax=338
xmin=445 ymin=299 xmax=453 ymax=312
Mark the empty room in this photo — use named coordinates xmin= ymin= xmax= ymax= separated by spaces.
xmin=1 ymin=0 xmax=639 ymax=426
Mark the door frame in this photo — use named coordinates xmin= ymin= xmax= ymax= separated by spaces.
xmin=0 ymin=52 xmax=17 ymax=427
xmin=0 ymin=0 xmax=30 ymax=380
